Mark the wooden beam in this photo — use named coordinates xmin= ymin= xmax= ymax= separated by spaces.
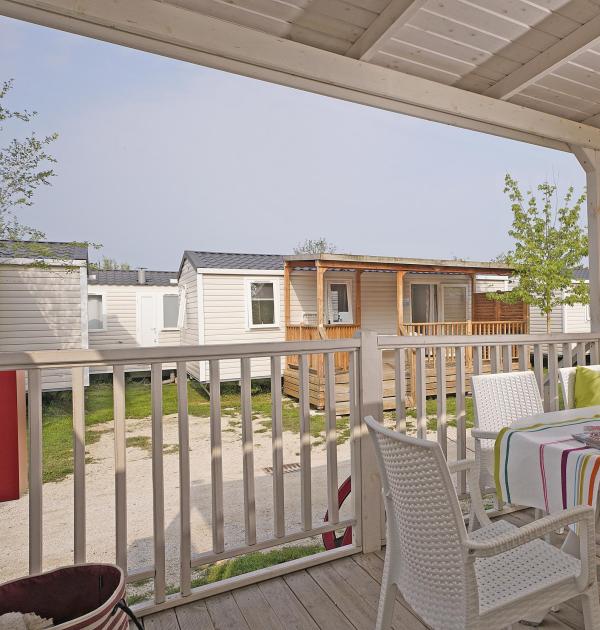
xmin=316 ymin=263 xmax=326 ymax=332
xmin=572 ymin=145 xmax=600 ymax=333
xmin=283 ymin=262 xmax=291 ymax=327
xmin=345 ymin=0 xmax=425 ymax=61
xmin=396 ymin=271 xmax=405 ymax=334
xmin=1 ymin=0 xmax=599 ymax=150
xmin=486 ymin=14 xmax=600 ymax=100
xmin=354 ymin=270 xmax=362 ymax=327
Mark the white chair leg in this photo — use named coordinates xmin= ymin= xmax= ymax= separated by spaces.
xmin=375 ymin=551 xmax=396 ymax=630
xmin=582 ymin=589 xmax=600 ymax=630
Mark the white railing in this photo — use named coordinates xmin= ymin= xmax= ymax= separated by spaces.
xmin=1 ymin=331 xmax=600 ymax=615
xmin=0 ymin=339 xmax=362 ymax=616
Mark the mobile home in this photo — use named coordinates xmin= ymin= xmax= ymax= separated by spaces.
xmin=0 ymin=241 xmax=89 ymax=390
xmin=87 ymin=268 xmax=180 ymax=374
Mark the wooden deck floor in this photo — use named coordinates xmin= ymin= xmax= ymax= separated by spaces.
xmin=143 ymin=509 xmax=594 ymax=630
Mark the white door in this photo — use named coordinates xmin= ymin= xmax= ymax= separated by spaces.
xmin=138 ymin=295 xmax=158 ymax=346
xmin=328 ymin=282 xmax=353 ymax=324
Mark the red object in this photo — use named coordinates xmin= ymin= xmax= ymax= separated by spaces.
xmin=0 ymin=370 xmax=27 ymax=502
xmin=322 ymin=476 xmax=353 ymax=549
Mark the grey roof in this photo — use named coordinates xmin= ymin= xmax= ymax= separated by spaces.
xmin=573 ymin=268 xmax=589 ymax=280
xmin=88 ymin=269 xmax=178 ymax=286
xmin=0 ymin=240 xmax=88 ymax=261
xmin=182 ymin=251 xmax=284 ymax=271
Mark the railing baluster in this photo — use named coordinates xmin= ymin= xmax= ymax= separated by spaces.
xmin=72 ymin=367 xmax=86 ymax=564
xmin=472 ymin=345 xmax=483 ymax=376
xmin=435 ymin=347 xmax=447 ymax=458
xmin=209 ymin=359 xmax=225 ymax=553
xmin=548 ymin=344 xmax=559 ymax=412
xmin=534 ymin=344 xmax=545 ymax=405
xmin=394 ymin=348 xmax=406 ymax=433
xmin=518 ymin=344 xmax=528 ymax=371
xmin=271 ymin=355 xmax=285 ymax=538
xmin=502 ymin=345 xmax=512 ymax=373
xmin=455 ymin=346 xmax=467 ymax=494
xmin=562 ymin=342 xmax=573 ymax=368
xmin=28 ymin=368 xmax=43 ymax=575
xmin=577 ymin=342 xmax=586 ymax=367
xmin=151 ymin=363 xmax=166 ymax=603
xmin=349 ymin=350 xmax=361 ymax=546
xmin=240 ymin=357 xmax=257 ymax=545
xmin=298 ymin=354 xmax=312 ymax=531
xmin=177 ymin=361 xmax=191 ymax=596
xmin=415 ymin=347 xmax=427 ymax=440
xmin=113 ymin=365 xmax=127 ymax=572
xmin=490 ymin=345 xmax=500 ymax=373
xmin=592 ymin=340 xmax=600 ymax=365
xmin=324 ymin=353 xmax=339 ymax=525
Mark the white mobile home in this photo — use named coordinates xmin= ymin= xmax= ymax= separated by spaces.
xmin=528 ymin=269 xmax=590 ymax=335
xmin=87 ymin=269 xmax=180 ymax=374
xmin=0 ymin=241 xmax=89 ymax=390
xmin=178 ymin=251 xmax=285 ymax=382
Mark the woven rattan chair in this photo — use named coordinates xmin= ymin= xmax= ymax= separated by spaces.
xmin=471 ymin=371 xmax=543 ymax=496
xmin=365 ymin=415 xmax=600 ymax=630
xmin=559 ymin=365 xmax=600 ymax=409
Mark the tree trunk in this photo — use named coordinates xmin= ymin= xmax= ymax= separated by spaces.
xmin=546 ymin=311 xmax=551 ymax=334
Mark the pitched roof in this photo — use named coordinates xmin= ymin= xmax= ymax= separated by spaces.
xmin=0 ymin=240 xmax=88 ymax=261
xmin=182 ymin=251 xmax=284 ymax=271
xmin=88 ymin=269 xmax=178 ymax=286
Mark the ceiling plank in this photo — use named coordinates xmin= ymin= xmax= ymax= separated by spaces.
xmin=485 ymin=13 xmax=600 ymax=100
xmin=344 ymin=0 xmax=425 ymax=60
xmin=2 ymin=0 xmax=600 ymax=150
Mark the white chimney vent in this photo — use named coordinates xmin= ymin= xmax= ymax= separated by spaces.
xmin=138 ymin=268 xmax=146 ymax=285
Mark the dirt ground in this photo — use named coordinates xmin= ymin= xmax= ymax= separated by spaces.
xmin=0 ymin=411 xmax=472 ymax=596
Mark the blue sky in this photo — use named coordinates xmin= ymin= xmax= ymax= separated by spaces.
xmin=0 ymin=15 xmax=587 ymax=271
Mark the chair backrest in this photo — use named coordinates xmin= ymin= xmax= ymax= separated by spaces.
xmin=559 ymin=365 xmax=600 ymax=409
xmin=365 ymin=416 xmax=469 ymax=630
xmin=471 ymin=371 xmax=543 ymax=431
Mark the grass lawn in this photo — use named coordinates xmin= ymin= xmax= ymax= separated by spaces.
xmin=41 ymin=378 xmax=332 ymax=483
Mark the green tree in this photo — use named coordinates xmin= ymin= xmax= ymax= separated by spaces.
xmin=89 ymin=256 xmax=131 ymax=271
xmin=490 ymin=174 xmax=589 ymax=333
xmin=294 ymin=237 xmax=337 ymax=254
xmin=0 ymin=79 xmax=57 ymax=243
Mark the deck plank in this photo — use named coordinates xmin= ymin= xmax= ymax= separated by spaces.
xmin=284 ymin=569 xmax=359 ymax=630
xmin=307 ymin=562 xmax=377 ymax=630
xmin=175 ymin=600 xmax=215 ymax=629
xmin=205 ymin=592 xmax=250 ymax=630
xmin=143 ymin=609 xmax=180 ymax=630
xmin=258 ymin=577 xmax=320 ymax=629
xmin=232 ymin=584 xmax=285 ymax=630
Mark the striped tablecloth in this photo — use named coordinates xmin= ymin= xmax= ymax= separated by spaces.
xmin=494 ymin=417 xmax=600 ymax=518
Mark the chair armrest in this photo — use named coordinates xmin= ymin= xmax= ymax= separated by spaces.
xmin=465 ymin=505 xmax=594 ymax=557
xmin=471 ymin=428 xmax=498 ymax=441
xmin=447 ymin=458 xmax=477 ymax=473
xmin=465 ymin=505 xmax=596 ymax=589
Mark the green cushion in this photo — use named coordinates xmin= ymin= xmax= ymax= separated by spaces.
xmin=574 ymin=366 xmax=600 ymax=408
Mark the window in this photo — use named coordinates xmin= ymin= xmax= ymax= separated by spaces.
xmin=249 ymin=281 xmax=277 ymax=327
xmin=327 ymin=282 xmax=353 ymax=324
xmin=163 ymin=294 xmax=179 ymax=329
xmin=88 ymin=295 xmax=104 ymax=331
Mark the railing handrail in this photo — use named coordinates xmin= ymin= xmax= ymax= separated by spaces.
xmin=0 ymin=338 xmax=361 ymax=370
xmin=378 ymin=331 xmax=600 ymax=348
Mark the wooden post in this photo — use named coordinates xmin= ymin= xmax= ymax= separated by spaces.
xmin=356 ymin=330 xmax=383 ymax=553
xmin=354 ymin=270 xmax=362 ymax=327
xmin=396 ymin=271 xmax=405 ymax=335
xmin=470 ymin=273 xmax=477 ymax=321
xmin=573 ymin=147 xmax=600 ymax=334
xmin=316 ymin=262 xmax=326 ymax=379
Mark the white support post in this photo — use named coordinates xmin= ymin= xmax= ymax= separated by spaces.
xmin=356 ymin=330 xmax=383 ymax=554
xmin=573 ymin=146 xmax=600 ymax=335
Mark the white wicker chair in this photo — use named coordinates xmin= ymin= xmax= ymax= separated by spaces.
xmin=559 ymin=365 xmax=600 ymax=409
xmin=471 ymin=371 xmax=543 ymax=495
xmin=365 ymin=415 xmax=600 ymax=630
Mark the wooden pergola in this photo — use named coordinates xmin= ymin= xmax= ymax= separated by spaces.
xmin=284 ymin=253 xmax=516 ymax=336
